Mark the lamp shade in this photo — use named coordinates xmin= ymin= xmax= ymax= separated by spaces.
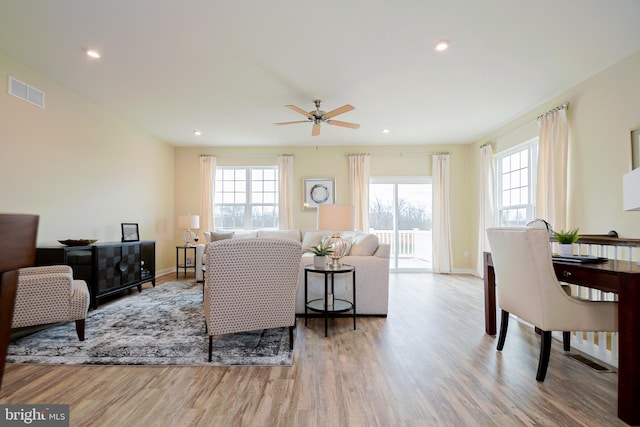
xmin=623 ymin=168 xmax=640 ymax=211
xmin=317 ymin=204 xmax=354 ymax=231
xmin=178 ymin=214 xmax=200 ymax=229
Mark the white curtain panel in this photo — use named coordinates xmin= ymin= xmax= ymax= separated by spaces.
xmin=199 ymin=155 xmax=216 ymax=235
xmin=432 ymin=153 xmax=453 ymax=273
xmin=348 ymin=154 xmax=370 ymax=231
xmin=477 ymin=144 xmax=495 ymax=277
xmin=537 ymin=108 xmax=569 ymax=232
xmin=278 ymin=155 xmax=294 ymax=230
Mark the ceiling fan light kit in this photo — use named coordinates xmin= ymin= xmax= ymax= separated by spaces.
xmin=275 ymin=99 xmax=360 ymax=136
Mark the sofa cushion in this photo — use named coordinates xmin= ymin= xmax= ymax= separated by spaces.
xmin=302 ymin=231 xmax=327 ymax=252
xmin=349 ymin=232 xmax=379 ymax=256
xmin=257 ymin=229 xmax=301 ymax=241
xmin=204 ymin=231 xmax=234 ymax=243
xmin=211 ymin=231 xmax=234 ymax=241
xmin=231 ymin=231 xmax=259 ymax=239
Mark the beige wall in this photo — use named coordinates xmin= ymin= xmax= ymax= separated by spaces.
xmin=175 ymin=143 xmax=477 ymax=271
xmin=4 ymin=46 xmax=638 ymax=275
xmin=0 ymin=52 xmax=176 ymax=273
xmin=473 ymin=50 xmax=640 ymax=267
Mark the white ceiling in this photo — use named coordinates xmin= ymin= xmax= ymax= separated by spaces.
xmin=1 ymin=1 xmax=639 ymax=147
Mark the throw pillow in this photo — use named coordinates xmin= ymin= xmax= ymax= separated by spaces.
xmin=258 ymin=229 xmax=301 ymax=241
xmin=302 ymin=231 xmax=326 ymax=252
xmin=231 ymin=230 xmax=259 ymax=239
xmin=349 ymin=233 xmax=379 ymax=256
xmin=211 ymin=231 xmax=234 ymax=241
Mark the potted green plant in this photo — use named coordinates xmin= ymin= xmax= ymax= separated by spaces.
xmin=553 ymin=227 xmax=580 ymax=256
xmin=306 ymin=242 xmax=334 ymax=268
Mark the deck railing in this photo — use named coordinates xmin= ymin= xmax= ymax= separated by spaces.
xmin=369 ymin=229 xmax=432 ymax=262
xmin=371 ymin=229 xmax=416 ymax=256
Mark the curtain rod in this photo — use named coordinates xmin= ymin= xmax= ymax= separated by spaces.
xmin=344 ymin=151 xmax=450 ymax=157
xmin=537 ymin=102 xmax=569 ymax=121
xmin=199 ymin=153 xmax=293 ymax=158
xmin=479 ymin=101 xmax=570 ymax=145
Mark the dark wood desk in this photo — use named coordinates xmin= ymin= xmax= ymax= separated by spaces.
xmin=0 ymin=214 xmax=39 ymax=392
xmin=484 ymin=252 xmax=640 ymax=425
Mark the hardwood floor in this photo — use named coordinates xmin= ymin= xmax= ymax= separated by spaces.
xmin=0 ymin=273 xmax=626 ymax=426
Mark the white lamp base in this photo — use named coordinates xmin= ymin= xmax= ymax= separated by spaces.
xmin=182 ymin=230 xmax=197 ymax=246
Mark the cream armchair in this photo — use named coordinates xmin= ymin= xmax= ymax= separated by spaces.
xmin=204 ymin=238 xmax=302 ymax=362
xmin=13 ymin=265 xmax=90 ymax=341
xmin=486 ymin=227 xmax=618 ymax=382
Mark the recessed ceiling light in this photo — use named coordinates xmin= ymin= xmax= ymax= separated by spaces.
xmin=382 ymin=128 xmax=390 ymax=134
xmin=435 ymin=40 xmax=450 ymax=52
xmin=193 ymin=130 xmax=202 ymax=136
xmin=85 ymin=49 xmax=101 ymax=59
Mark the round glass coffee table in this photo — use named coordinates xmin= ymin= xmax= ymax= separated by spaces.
xmin=304 ymin=263 xmax=356 ymax=337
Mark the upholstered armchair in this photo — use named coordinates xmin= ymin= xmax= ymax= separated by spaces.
xmin=486 ymin=227 xmax=618 ymax=382
xmin=204 ymin=238 xmax=302 ymax=362
xmin=13 ymin=265 xmax=90 ymax=341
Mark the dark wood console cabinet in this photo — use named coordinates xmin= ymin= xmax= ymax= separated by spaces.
xmin=36 ymin=241 xmax=155 ymax=308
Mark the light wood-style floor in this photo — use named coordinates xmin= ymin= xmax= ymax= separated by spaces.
xmin=0 ymin=273 xmax=626 ymax=426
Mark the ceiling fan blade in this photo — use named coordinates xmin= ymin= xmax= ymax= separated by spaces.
xmin=286 ymin=105 xmax=313 ymax=118
xmin=312 ymin=123 xmax=321 ymax=136
xmin=326 ymin=120 xmax=360 ymax=129
xmin=274 ymin=120 xmax=309 ymax=126
xmin=323 ymin=104 xmax=355 ymax=119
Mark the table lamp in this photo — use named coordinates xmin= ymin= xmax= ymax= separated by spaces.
xmin=178 ymin=214 xmax=200 ymax=246
xmin=317 ymin=204 xmax=354 ymax=268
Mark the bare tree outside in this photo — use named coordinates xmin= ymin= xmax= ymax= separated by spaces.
xmin=369 ymin=197 xmax=431 ymax=231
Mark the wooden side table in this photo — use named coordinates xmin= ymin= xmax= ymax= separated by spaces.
xmin=304 ymin=264 xmax=356 ymax=337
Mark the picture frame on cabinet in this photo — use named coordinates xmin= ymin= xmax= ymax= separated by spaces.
xmin=121 ymin=223 xmax=139 ymax=242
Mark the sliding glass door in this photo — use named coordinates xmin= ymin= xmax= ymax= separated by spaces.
xmin=369 ymin=177 xmax=432 ymax=271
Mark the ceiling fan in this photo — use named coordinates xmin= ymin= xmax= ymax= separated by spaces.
xmin=274 ymin=99 xmax=360 ymax=136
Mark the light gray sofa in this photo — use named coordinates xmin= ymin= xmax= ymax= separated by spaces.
xmin=202 ymin=229 xmax=390 ymax=316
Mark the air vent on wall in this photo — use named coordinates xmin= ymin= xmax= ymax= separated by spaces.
xmin=8 ymin=75 xmax=45 ymax=108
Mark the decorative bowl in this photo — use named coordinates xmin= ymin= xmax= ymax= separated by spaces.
xmin=58 ymin=239 xmax=97 ymax=246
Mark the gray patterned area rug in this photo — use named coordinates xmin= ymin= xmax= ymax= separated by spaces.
xmin=7 ymin=281 xmax=292 ymax=366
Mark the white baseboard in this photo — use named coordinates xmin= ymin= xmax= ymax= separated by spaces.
xmin=156 ymin=267 xmax=174 ymax=277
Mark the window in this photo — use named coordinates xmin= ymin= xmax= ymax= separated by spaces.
xmin=496 ymin=138 xmax=538 ymax=226
xmin=214 ymin=167 xmax=278 ymax=229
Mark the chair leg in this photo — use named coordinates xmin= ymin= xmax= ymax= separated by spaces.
xmin=289 ymin=326 xmax=294 ymax=350
xmin=497 ymin=310 xmax=509 ymax=351
xmin=559 ymin=284 xmax=572 ymax=352
xmin=75 ymin=319 xmax=85 ymax=341
xmin=536 ymin=330 xmax=552 ymax=382
xmin=563 ymin=331 xmax=571 ymax=352
xmin=208 ymin=336 xmax=213 ymax=362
